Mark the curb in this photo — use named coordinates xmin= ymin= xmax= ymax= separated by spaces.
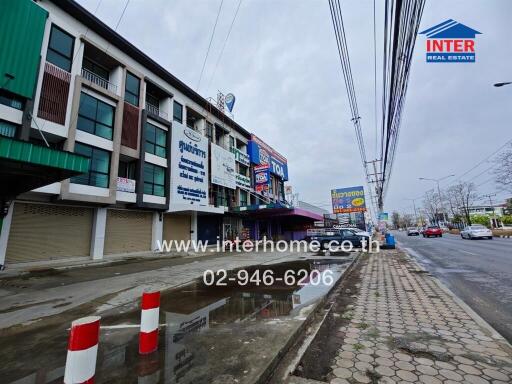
xmin=260 ymin=252 xmax=363 ymax=384
xmin=399 ymin=246 xmax=512 ymax=350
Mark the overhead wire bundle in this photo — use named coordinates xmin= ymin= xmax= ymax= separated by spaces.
xmin=379 ymin=0 xmax=426 ymax=209
xmin=327 ymin=0 xmax=378 ymax=219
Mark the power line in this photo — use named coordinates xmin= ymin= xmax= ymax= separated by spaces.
xmin=206 ymin=0 xmax=243 ymax=95
xmin=373 ymin=0 xmax=378 ymax=158
xmin=196 ymin=0 xmax=224 ymax=91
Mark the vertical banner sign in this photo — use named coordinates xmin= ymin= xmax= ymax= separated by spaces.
xmin=211 ymin=143 xmax=236 ymax=189
xmin=170 ymin=125 xmax=208 ymax=205
xmin=331 ymin=186 xmax=366 ymax=213
xmin=254 ymin=164 xmax=270 ymax=197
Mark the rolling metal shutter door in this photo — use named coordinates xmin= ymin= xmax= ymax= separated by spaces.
xmin=104 ymin=210 xmax=152 ymax=255
xmin=163 ymin=214 xmax=191 ymax=243
xmin=6 ymin=202 xmax=93 ymax=263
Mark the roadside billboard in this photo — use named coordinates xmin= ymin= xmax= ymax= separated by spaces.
xmin=331 ymin=186 xmax=366 ymax=214
xmin=211 ymin=143 xmax=236 ymax=189
xmin=170 ymin=124 xmax=208 ymax=205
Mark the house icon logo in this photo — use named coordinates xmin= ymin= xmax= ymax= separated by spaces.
xmin=419 ymin=19 xmax=481 ymax=63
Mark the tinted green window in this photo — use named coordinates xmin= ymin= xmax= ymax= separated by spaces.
xmin=125 ymin=72 xmax=140 ymax=106
xmin=71 ymin=143 xmax=110 ymax=188
xmin=0 ymin=90 xmax=23 ymax=110
xmin=173 ymin=101 xmax=183 ymax=123
xmin=46 ymin=25 xmax=74 ymax=72
xmin=77 ymin=92 xmax=114 ymax=140
xmin=145 ymin=122 xmax=167 ymax=158
xmin=0 ymin=120 xmax=17 ymax=138
xmin=144 ymin=162 xmax=165 ymax=197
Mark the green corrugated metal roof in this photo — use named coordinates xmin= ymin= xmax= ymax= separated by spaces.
xmin=0 ymin=136 xmax=89 ymax=173
xmin=0 ymin=0 xmax=48 ymax=99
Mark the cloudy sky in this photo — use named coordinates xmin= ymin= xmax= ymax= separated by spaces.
xmin=77 ymin=0 xmax=512 ymax=217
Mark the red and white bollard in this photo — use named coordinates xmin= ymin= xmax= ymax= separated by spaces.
xmin=139 ymin=291 xmax=160 ymax=355
xmin=64 ymin=316 xmax=101 ymax=384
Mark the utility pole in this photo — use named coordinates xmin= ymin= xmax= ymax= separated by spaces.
xmin=405 ymin=196 xmax=421 ymax=226
xmin=482 ymin=193 xmax=497 ymax=228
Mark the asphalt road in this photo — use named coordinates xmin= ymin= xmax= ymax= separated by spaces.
xmin=394 ymin=231 xmax=512 ymax=343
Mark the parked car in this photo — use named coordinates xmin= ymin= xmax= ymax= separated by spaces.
xmin=335 ymin=227 xmax=371 ymax=237
xmin=407 ymin=227 xmax=420 ymax=236
xmin=311 ymin=229 xmax=370 ymax=249
xmin=460 ymin=225 xmax=493 ymax=240
xmin=423 ymin=225 xmax=443 ymax=238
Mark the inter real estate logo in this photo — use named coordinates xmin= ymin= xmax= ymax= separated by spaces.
xmin=419 ymin=19 xmax=481 ymax=63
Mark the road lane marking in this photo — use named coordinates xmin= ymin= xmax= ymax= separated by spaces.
xmin=460 ymin=250 xmax=477 ymax=256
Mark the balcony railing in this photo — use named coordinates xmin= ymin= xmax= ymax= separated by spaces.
xmin=81 ymin=68 xmax=118 ymax=94
xmin=145 ymin=102 xmax=169 ymax=120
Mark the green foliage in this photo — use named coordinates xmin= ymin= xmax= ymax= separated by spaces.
xmin=452 ymin=214 xmax=464 ymax=224
xmin=470 ymin=214 xmax=491 ymax=227
xmin=502 ymin=215 xmax=512 ymax=225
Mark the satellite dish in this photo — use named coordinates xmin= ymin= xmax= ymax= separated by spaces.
xmin=225 ymin=93 xmax=236 ymax=112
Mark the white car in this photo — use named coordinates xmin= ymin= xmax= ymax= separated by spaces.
xmin=407 ymin=227 xmax=420 ymax=236
xmin=460 ymin=225 xmax=493 ymax=240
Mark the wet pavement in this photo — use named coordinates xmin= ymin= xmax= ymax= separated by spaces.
xmin=1 ymin=256 xmax=354 ymax=384
xmin=287 ymin=250 xmax=512 ymax=384
xmin=394 ymin=231 xmax=512 ymax=343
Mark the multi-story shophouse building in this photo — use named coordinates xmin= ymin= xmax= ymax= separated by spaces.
xmin=0 ymin=0 xmax=259 ymax=266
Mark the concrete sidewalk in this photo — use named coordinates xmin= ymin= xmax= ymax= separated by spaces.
xmin=329 ymin=250 xmax=512 ymax=384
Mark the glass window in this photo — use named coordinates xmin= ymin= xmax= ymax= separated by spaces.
xmin=71 ymin=143 xmax=110 ymax=188
xmin=83 ymin=58 xmax=109 ymax=81
xmin=229 ymin=136 xmax=235 ymax=149
xmin=77 ymin=92 xmax=115 ymax=140
xmin=118 ymin=160 xmax=136 ymax=179
xmin=144 ymin=122 xmax=167 ymax=158
xmin=0 ymin=90 xmax=24 ymax=110
xmin=240 ymin=190 xmax=248 ymax=207
xmin=205 ymin=121 xmax=213 ymax=141
xmin=0 ymin=120 xmax=17 ymax=138
xmin=173 ymin=101 xmax=183 ymax=123
xmin=144 ymin=162 xmax=165 ymax=196
xmin=124 ymin=72 xmax=140 ymax=106
xmin=46 ymin=25 xmax=74 ymax=72
xmin=146 ymin=93 xmax=159 ymax=109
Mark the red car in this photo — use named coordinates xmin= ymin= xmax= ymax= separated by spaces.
xmin=423 ymin=225 xmax=443 ymax=238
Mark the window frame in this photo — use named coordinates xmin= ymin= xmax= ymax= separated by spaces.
xmin=46 ymin=24 xmax=75 ymax=72
xmin=71 ymin=142 xmax=111 ymax=188
xmin=173 ymin=101 xmax=183 ymax=123
xmin=124 ymin=72 xmax=140 ymax=106
xmin=205 ymin=121 xmax=213 ymax=141
xmin=143 ymin=162 xmax=166 ymax=197
xmin=77 ymin=92 xmax=115 ymax=140
xmin=82 ymin=57 xmax=110 ymax=81
xmin=144 ymin=122 xmax=167 ymax=158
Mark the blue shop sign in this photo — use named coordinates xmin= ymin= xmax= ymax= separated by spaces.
xmin=248 ymin=140 xmax=288 ymax=181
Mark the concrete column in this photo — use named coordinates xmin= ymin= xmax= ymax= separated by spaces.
xmin=152 ymin=212 xmax=163 ymax=251
xmin=191 ymin=211 xmax=198 ymax=242
xmin=0 ymin=202 xmax=14 ymax=267
xmin=90 ymin=208 xmax=107 ymax=260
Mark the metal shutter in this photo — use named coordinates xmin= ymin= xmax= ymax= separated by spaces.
xmin=163 ymin=214 xmax=191 ymax=243
xmin=6 ymin=202 xmax=93 ymax=263
xmin=104 ymin=210 xmax=152 ymax=255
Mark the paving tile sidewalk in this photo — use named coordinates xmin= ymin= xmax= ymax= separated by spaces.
xmin=330 ymin=250 xmax=512 ymax=384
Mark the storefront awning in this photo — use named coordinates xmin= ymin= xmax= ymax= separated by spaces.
xmin=0 ymin=137 xmax=90 ymax=199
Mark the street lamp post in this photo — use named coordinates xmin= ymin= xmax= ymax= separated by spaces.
xmin=419 ymin=175 xmax=455 ymax=225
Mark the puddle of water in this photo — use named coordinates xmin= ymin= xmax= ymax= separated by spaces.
xmin=2 ymin=258 xmax=351 ymax=384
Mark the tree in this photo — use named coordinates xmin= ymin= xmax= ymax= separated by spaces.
xmin=391 ymin=211 xmax=400 ymax=229
xmin=423 ymin=190 xmax=441 ymax=224
xmin=399 ymin=213 xmax=414 ymax=228
xmin=494 ymin=144 xmax=512 ymax=192
xmin=471 ymin=214 xmax=491 ymax=228
xmin=445 ymin=182 xmax=477 ymax=225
